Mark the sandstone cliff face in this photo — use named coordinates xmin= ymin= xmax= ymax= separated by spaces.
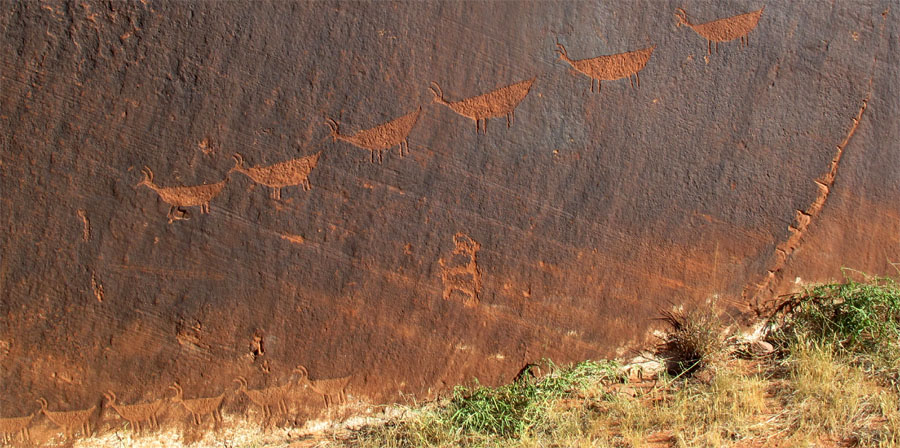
xmin=1 ymin=0 xmax=897 ymax=440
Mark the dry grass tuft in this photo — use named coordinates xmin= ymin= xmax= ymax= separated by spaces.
xmin=658 ymin=307 xmax=728 ymax=377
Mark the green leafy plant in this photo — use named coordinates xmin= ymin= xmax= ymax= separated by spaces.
xmin=442 ymin=359 xmax=620 ymax=439
xmin=771 ymin=277 xmax=900 ymax=355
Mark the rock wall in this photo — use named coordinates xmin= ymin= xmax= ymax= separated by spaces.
xmin=1 ymin=0 xmax=897 ymax=441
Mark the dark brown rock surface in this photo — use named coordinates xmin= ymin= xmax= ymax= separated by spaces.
xmin=1 ymin=0 xmax=897 ymax=439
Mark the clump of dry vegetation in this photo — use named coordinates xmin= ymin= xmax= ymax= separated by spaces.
xmin=318 ymin=276 xmax=900 ymax=448
xmin=658 ymin=307 xmax=727 ymax=377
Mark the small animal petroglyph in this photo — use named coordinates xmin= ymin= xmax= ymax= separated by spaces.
xmin=326 ymin=107 xmax=422 ymax=163
xmin=430 ymin=77 xmax=535 ymax=134
xmin=104 ymin=391 xmax=165 ymax=433
xmin=438 ymin=232 xmax=482 ymax=306
xmin=556 ymin=41 xmax=655 ymax=92
xmin=0 ymin=412 xmax=34 ymax=444
xmin=37 ymin=398 xmax=96 ymax=438
xmin=234 ymin=377 xmax=290 ymax=419
xmin=675 ymin=7 xmax=764 ymax=55
xmin=169 ymin=383 xmax=224 ymax=426
xmin=294 ymin=365 xmax=350 ymax=408
xmin=136 ymin=167 xmax=228 ymax=222
xmin=231 ymin=151 xmax=322 ymax=200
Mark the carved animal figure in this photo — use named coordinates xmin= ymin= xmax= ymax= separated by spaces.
xmin=0 ymin=412 xmax=34 ymax=444
xmin=326 ymin=107 xmax=422 ymax=163
xmin=233 ymin=377 xmax=290 ymax=419
xmin=36 ymin=398 xmax=96 ymax=438
xmin=555 ymin=41 xmax=655 ymax=92
xmin=136 ymin=167 xmax=228 ymax=221
xmin=438 ymin=232 xmax=482 ymax=305
xmin=430 ymin=77 xmax=535 ymax=134
xmin=231 ymin=151 xmax=322 ymax=199
xmin=294 ymin=365 xmax=351 ymax=408
xmin=675 ymin=7 xmax=764 ymax=54
xmin=169 ymin=383 xmax=225 ymax=426
xmin=104 ymin=391 xmax=165 ymax=433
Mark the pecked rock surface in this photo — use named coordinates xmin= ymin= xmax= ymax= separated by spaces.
xmin=0 ymin=0 xmax=897 ymax=441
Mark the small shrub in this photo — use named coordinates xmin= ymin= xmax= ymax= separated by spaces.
xmin=772 ymin=277 xmax=900 ymax=348
xmin=658 ymin=307 xmax=727 ymax=377
xmin=770 ymin=276 xmax=900 ymax=383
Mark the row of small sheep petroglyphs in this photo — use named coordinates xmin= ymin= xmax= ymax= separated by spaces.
xmin=0 ymin=366 xmax=351 ymax=443
xmin=136 ymin=150 xmax=321 ymax=221
xmin=134 ymin=6 xmax=762 ymax=221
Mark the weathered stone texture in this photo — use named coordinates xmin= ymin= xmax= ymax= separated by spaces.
xmin=1 ymin=0 xmax=897 ymax=440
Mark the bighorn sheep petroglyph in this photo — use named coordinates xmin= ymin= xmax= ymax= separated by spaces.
xmin=294 ymin=365 xmax=351 ymax=408
xmin=430 ymin=77 xmax=535 ymax=134
xmin=230 ymin=151 xmax=322 ymax=199
xmin=169 ymin=383 xmax=225 ymax=426
xmin=103 ymin=391 xmax=164 ymax=433
xmin=233 ymin=377 xmax=289 ymax=419
xmin=0 ymin=412 xmax=34 ymax=444
xmin=674 ymin=7 xmax=764 ymax=55
xmin=555 ymin=41 xmax=655 ymax=92
xmin=326 ymin=107 xmax=422 ymax=163
xmin=136 ymin=167 xmax=228 ymax=221
xmin=36 ymin=398 xmax=95 ymax=438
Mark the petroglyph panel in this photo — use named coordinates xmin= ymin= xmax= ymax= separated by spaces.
xmin=1 ymin=0 xmax=898 ymax=443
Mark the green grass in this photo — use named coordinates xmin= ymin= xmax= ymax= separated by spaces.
xmin=345 ymin=360 xmax=621 ymax=447
xmin=444 ymin=360 xmax=621 ymax=439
